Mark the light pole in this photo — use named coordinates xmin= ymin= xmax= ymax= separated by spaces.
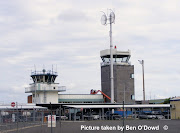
xmin=138 ymin=60 xmax=145 ymax=101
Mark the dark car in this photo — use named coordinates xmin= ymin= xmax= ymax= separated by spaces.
xmin=105 ymin=113 xmax=121 ymax=120
xmin=151 ymin=111 xmax=165 ymax=119
xmin=111 ymin=113 xmax=121 ymax=120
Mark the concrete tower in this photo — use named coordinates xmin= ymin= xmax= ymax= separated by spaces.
xmin=25 ymin=69 xmax=66 ymax=104
xmin=100 ymin=48 xmax=135 ymax=104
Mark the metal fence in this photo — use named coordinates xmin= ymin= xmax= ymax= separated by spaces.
xmin=0 ymin=108 xmax=172 ymax=133
xmin=0 ymin=109 xmax=50 ymax=133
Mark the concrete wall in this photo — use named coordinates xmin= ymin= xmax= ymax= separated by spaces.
xmin=171 ymin=100 xmax=180 ymax=119
xmin=101 ymin=65 xmax=135 ymax=104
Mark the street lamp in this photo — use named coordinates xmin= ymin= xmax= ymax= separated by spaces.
xmin=138 ymin=60 xmax=145 ymax=101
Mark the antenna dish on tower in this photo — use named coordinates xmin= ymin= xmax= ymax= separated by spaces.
xmin=109 ymin=12 xmax=115 ymax=23
xmin=101 ymin=14 xmax=107 ymax=25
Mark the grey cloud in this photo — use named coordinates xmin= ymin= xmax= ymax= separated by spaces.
xmin=0 ymin=0 xmax=180 ymax=103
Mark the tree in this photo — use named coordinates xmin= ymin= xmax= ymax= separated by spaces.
xmin=163 ymin=98 xmax=170 ymax=104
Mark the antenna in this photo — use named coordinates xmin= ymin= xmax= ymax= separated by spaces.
xmin=109 ymin=11 xmax=115 ymax=23
xmin=56 ymin=64 xmax=57 ymax=72
xmin=34 ymin=64 xmax=36 ymax=73
xmin=101 ymin=9 xmax=115 ymax=105
xmin=101 ymin=12 xmax=107 ymax=25
xmin=52 ymin=64 xmax=53 ymax=74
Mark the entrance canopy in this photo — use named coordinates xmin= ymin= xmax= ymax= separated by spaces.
xmin=63 ymin=104 xmax=170 ymax=109
xmin=36 ymin=103 xmax=170 ymax=109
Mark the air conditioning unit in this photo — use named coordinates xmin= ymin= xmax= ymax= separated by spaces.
xmin=171 ymin=104 xmax=176 ymax=109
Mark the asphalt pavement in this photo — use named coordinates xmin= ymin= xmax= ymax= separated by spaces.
xmin=0 ymin=120 xmax=179 ymax=133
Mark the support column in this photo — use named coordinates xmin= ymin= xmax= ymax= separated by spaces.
xmin=102 ymin=108 xmax=104 ymax=120
xmin=82 ymin=109 xmax=84 ymax=121
xmin=33 ymin=108 xmax=35 ymax=122
xmin=59 ymin=106 xmax=61 ymax=125
xmin=69 ymin=109 xmax=71 ymax=121
xmin=41 ymin=111 xmax=44 ymax=124
xmin=0 ymin=110 xmax=2 ymax=123
xmin=90 ymin=109 xmax=92 ymax=121
xmin=99 ymin=109 xmax=101 ymax=120
xmin=74 ymin=109 xmax=76 ymax=121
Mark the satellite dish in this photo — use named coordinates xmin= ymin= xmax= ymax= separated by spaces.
xmin=109 ymin=11 xmax=115 ymax=23
xmin=101 ymin=14 xmax=107 ymax=25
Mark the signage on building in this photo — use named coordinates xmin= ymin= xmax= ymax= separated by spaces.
xmin=48 ymin=115 xmax=56 ymax=127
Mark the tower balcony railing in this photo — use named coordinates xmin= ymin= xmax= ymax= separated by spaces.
xmin=25 ymin=86 xmax=66 ymax=93
xmin=101 ymin=61 xmax=131 ymax=66
xmin=31 ymin=70 xmax=58 ymax=76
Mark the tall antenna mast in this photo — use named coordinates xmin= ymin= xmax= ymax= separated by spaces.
xmin=34 ymin=64 xmax=36 ymax=74
xmin=56 ymin=64 xmax=57 ymax=72
xmin=101 ymin=10 xmax=115 ymax=104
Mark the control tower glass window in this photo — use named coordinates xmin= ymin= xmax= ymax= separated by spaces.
xmin=102 ymin=57 xmax=110 ymax=62
xmin=122 ymin=57 xmax=128 ymax=62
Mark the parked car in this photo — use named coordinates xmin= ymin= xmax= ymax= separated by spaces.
xmin=151 ymin=111 xmax=161 ymax=115
xmin=111 ymin=113 xmax=121 ymax=120
xmin=132 ymin=113 xmax=139 ymax=119
xmin=60 ymin=116 xmax=68 ymax=120
xmin=105 ymin=113 xmax=121 ymax=120
xmin=151 ymin=111 xmax=165 ymax=119
xmin=139 ymin=112 xmax=156 ymax=119
xmin=91 ymin=113 xmax=100 ymax=120
xmin=156 ymin=115 xmax=165 ymax=119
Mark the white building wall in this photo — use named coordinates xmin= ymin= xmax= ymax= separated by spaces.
xmin=32 ymin=91 xmax=58 ymax=104
xmin=46 ymin=92 xmax=58 ymax=103
xmin=59 ymin=94 xmax=103 ymax=99
xmin=36 ymin=83 xmax=59 ymax=91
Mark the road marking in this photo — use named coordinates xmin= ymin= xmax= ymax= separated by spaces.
xmin=62 ymin=121 xmax=85 ymax=123
xmin=1 ymin=124 xmax=47 ymax=133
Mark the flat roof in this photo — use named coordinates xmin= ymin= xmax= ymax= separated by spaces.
xmin=100 ymin=49 xmax=131 ymax=57
xmin=36 ymin=103 xmax=170 ymax=109
xmin=0 ymin=104 xmax=47 ymax=109
xmin=64 ymin=104 xmax=170 ymax=109
xmin=170 ymin=97 xmax=180 ymax=101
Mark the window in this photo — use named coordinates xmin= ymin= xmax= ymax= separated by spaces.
xmin=130 ymin=73 xmax=134 ymax=79
xmin=131 ymin=95 xmax=135 ymax=100
xmin=122 ymin=57 xmax=127 ymax=62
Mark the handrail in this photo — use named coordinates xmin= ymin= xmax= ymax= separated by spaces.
xmin=31 ymin=71 xmax=58 ymax=75
xmin=101 ymin=62 xmax=131 ymax=66
xmin=25 ymin=86 xmax=66 ymax=92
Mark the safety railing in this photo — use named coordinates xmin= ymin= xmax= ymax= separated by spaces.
xmin=25 ymin=86 xmax=66 ymax=93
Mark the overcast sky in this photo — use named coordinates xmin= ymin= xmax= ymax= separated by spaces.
xmin=0 ymin=0 xmax=180 ymax=104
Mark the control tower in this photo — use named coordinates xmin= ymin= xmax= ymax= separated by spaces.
xmin=100 ymin=48 xmax=135 ymax=104
xmin=25 ymin=69 xmax=66 ymax=104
